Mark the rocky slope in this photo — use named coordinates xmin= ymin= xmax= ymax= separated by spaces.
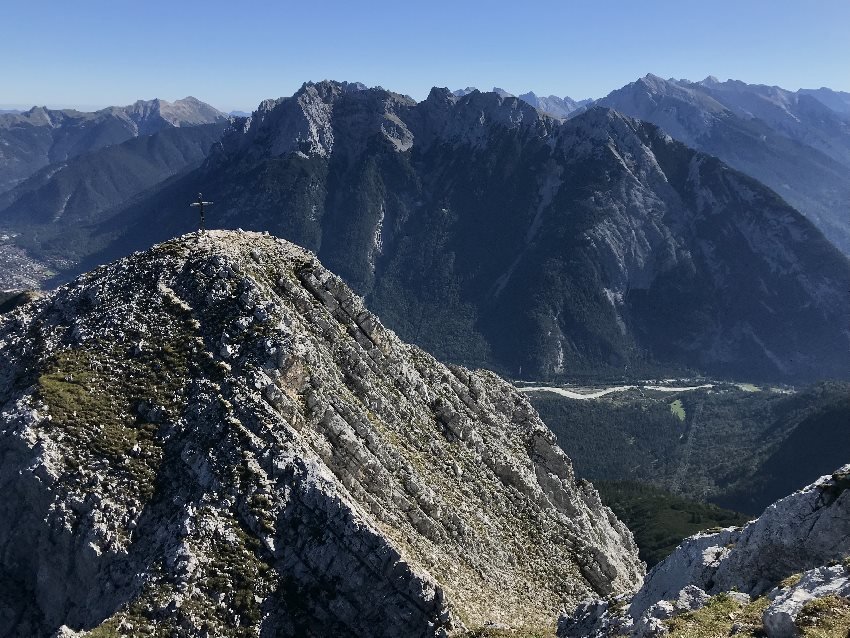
xmin=61 ymin=82 xmax=850 ymax=384
xmin=0 ymin=230 xmax=642 ymax=637
xmin=0 ymin=98 xmax=227 ymax=193
xmin=599 ymin=74 xmax=850 ymax=255
xmin=559 ymin=466 xmax=850 ymax=637
xmin=694 ymin=77 xmax=850 ymax=167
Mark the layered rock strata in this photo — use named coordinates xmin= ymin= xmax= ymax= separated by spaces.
xmin=0 ymin=230 xmax=642 ymax=637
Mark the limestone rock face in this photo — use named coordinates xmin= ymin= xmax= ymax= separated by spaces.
xmin=558 ymin=466 xmax=850 ymax=637
xmin=627 ymin=465 xmax=850 ymax=617
xmin=0 ymin=230 xmax=642 ymax=637
xmin=762 ymin=565 xmax=850 ymax=638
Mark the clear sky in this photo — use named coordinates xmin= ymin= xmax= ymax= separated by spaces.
xmin=3 ymin=0 xmax=849 ymax=113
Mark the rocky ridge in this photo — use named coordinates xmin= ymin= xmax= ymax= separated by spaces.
xmin=451 ymin=87 xmax=592 ymax=119
xmin=558 ymin=466 xmax=850 ymax=637
xmin=0 ymin=230 xmax=642 ymax=637
xmin=50 ymin=81 xmax=850 ymax=384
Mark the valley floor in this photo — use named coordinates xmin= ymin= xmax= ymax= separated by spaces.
xmin=516 ymin=382 xmax=714 ymax=400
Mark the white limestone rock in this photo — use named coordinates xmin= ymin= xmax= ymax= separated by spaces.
xmin=559 ymin=467 xmax=850 ymax=637
xmin=762 ymin=564 xmax=850 ymax=638
xmin=0 ymin=230 xmax=643 ymax=637
xmin=628 ymin=466 xmax=850 ymax=617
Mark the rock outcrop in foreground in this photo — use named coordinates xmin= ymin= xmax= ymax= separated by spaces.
xmin=559 ymin=466 xmax=850 ymax=637
xmin=0 ymin=230 xmax=642 ymax=637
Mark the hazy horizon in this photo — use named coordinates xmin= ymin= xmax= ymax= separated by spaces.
xmin=4 ymin=0 xmax=849 ymax=113
xmin=3 ymin=72 xmax=849 ymax=116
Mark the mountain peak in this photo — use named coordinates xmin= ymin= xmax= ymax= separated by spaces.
xmin=425 ymin=86 xmax=458 ymax=105
xmin=0 ymin=229 xmax=642 ymax=635
xmin=638 ymin=72 xmax=674 ymax=91
xmin=121 ymin=96 xmax=227 ymax=132
xmin=297 ymin=79 xmax=368 ymax=98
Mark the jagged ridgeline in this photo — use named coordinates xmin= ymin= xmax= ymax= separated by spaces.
xmin=0 ymin=231 xmax=642 ymax=637
xmin=65 ymin=82 xmax=850 ymax=383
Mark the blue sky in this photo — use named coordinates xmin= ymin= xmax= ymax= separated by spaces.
xmin=4 ymin=0 xmax=848 ymax=112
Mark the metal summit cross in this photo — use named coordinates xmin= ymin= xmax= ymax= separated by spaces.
xmin=189 ymin=193 xmax=213 ymax=232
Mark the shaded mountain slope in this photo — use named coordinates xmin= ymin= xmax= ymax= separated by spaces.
xmin=695 ymin=76 xmax=850 ymax=167
xmin=60 ymin=82 xmax=850 ymax=383
xmin=799 ymin=86 xmax=850 ymax=115
xmin=0 ymin=122 xmax=227 ymax=265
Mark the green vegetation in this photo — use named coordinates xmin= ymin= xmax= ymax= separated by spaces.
xmin=84 ymin=619 xmax=122 ymax=637
xmin=665 ymin=593 xmax=769 ymax=637
xmin=187 ymin=519 xmax=274 ymax=635
xmin=532 ymin=381 xmax=850 ymax=515
xmin=595 ymin=481 xmax=750 ymax=566
xmin=796 ymin=595 xmax=850 ymax=637
xmin=670 ymin=399 xmax=686 ymax=421
xmin=779 ymin=572 xmax=803 ymax=589
xmin=737 ymin=383 xmax=761 ymax=392
xmin=665 ymin=591 xmax=850 ymax=638
xmin=36 ymin=318 xmax=192 ymax=499
xmin=79 ymin=513 xmax=276 ymax=637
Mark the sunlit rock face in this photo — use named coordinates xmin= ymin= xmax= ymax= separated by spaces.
xmin=559 ymin=466 xmax=850 ymax=638
xmin=0 ymin=230 xmax=642 ymax=637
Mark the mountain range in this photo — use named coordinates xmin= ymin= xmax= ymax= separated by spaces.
xmin=27 ymin=81 xmax=847 ymax=384
xmin=0 ymin=97 xmax=227 ymax=193
xmin=458 ymin=77 xmax=850 ymax=256
xmin=598 ymin=74 xmax=850 ymax=255
xmin=453 ymin=87 xmax=592 ymax=119
xmin=2 ymin=75 xmax=850 ymax=636
xmin=0 ymin=122 xmax=227 ymax=267
xmin=1 ymin=79 xmax=849 ymax=384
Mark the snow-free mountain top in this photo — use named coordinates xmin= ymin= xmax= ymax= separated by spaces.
xmin=0 ymin=229 xmax=642 ymax=636
xmin=17 ymin=80 xmax=849 ymax=384
xmin=103 ymin=96 xmax=228 ymax=133
xmin=451 ymin=86 xmax=591 ymax=118
xmin=0 ymin=96 xmax=227 ymax=133
xmin=599 ymin=73 xmax=850 ymax=255
xmin=0 ymin=97 xmax=227 ymax=193
xmin=798 ymin=86 xmax=850 ymax=115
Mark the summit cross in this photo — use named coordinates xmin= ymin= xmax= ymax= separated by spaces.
xmin=189 ymin=193 xmax=213 ymax=231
